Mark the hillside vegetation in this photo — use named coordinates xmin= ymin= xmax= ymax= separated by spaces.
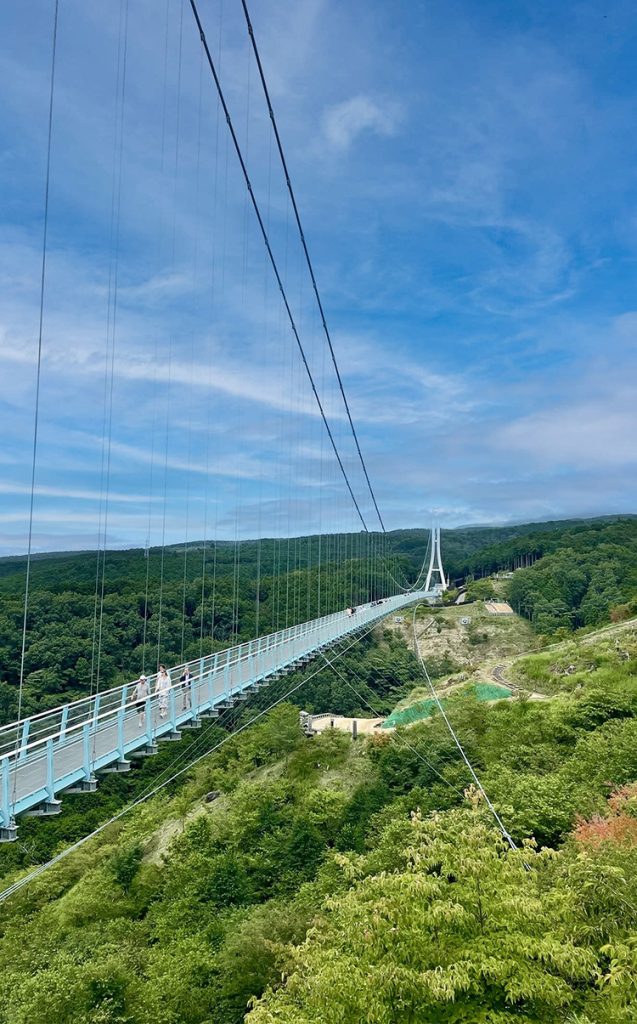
xmin=0 ymin=628 xmax=420 ymax=877
xmin=1 ymin=517 xmax=633 ymax=722
xmin=465 ymin=517 xmax=637 ymax=634
xmin=2 ymin=623 xmax=637 ymax=1022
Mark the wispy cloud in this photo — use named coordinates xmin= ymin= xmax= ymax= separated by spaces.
xmin=0 ymin=482 xmax=158 ymax=504
xmin=497 ymin=398 xmax=637 ymax=469
xmin=322 ymin=95 xmax=402 ymax=151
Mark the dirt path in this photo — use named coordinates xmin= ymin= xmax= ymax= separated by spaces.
xmin=490 ymin=663 xmax=547 ymax=700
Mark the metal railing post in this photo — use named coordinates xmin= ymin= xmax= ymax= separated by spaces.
xmin=59 ymin=705 xmax=69 ymax=744
xmin=82 ymin=722 xmax=91 ymax=780
xmin=18 ymin=720 xmax=30 ymax=762
xmin=208 ymin=656 xmax=215 ymax=705
xmin=117 ymin=705 xmax=125 ymax=762
xmin=145 ymin=696 xmax=153 ymax=745
xmin=46 ymin=738 xmax=55 ymax=803
xmin=1 ymin=757 xmax=10 ymax=827
xmin=257 ymin=634 xmax=263 ymax=673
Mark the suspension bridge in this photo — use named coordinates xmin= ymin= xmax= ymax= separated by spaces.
xmin=0 ymin=590 xmax=443 ymax=840
xmin=1 ymin=1 xmax=449 ymax=846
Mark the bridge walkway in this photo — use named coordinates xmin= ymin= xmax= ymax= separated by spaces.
xmin=0 ymin=591 xmax=432 ymax=837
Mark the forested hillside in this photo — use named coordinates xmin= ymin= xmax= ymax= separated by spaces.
xmin=2 ymin=624 xmax=637 ymax=1023
xmin=1 ymin=518 xmax=637 ymax=1021
xmin=465 ymin=518 xmax=637 ymax=634
xmin=0 ymin=516 xmax=635 ymax=721
xmin=400 ymin=515 xmax=626 ymax=579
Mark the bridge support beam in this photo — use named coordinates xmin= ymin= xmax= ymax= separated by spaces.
xmin=66 ymin=776 xmax=98 ymax=794
xmin=24 ymin=799 xmax=62 ymax=818
xmin=130 ymin=743 xmax=158 ymax=758
xmin=0 ymin=822 xmax=18 ymax=842
xmin=100 ymin=759 xmax=131 ymax=774
xmin=159 ymin=730 xmax=182 ymax=741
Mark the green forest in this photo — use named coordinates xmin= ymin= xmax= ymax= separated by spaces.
xmin=2 ymin=516 xmax=635 ymax=723
xmin=466 ymin=517 xmax=637 ymax=634
xmin=0 ymin=532 xmax=403 ymax=721
xmin=2 ymin=623 xmax=637 ymax=1022
xmin=1 ymin=517 xmax=637 ymax=1021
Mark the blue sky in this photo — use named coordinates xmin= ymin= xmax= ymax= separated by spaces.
xmin=1 ymin=0 xmax=636 ymax=554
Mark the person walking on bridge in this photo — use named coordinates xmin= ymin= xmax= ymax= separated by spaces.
xmin=133 ymin=674 xmax=149 ymax=728
xmin=156 ymin=665 xmax=171 ymax=719
xmin=180 ymin=666 xmax=193 ymax=710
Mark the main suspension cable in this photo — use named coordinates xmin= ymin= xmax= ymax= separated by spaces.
xmin=240 ymin=0 xmax=386 ymax=534
xmin=186 ymin=0 xmax=370 ymax=532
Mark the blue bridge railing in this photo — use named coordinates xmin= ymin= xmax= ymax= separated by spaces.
xmin=0 ymin=591 xmax=432 ymax=836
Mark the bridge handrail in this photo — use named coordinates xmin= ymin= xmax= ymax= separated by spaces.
xmin=5 ymin=664 xmax=215 ymax=765
xmin=0 ymin=602 xmax=376 ymax=761
xmin=1 ymin=602 xmax=350 ymax=733
xmin=1 ymin=607 xmax=343 ymax=734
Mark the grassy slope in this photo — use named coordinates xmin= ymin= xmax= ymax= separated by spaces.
xmin=385 ymin=596 xmax=536 ymax=714
xmin=3 ymin=624 xmax=637 ymax=1022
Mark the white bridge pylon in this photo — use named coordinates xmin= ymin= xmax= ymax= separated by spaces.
xmin=424 ymin=524 xmax=448 ymax=593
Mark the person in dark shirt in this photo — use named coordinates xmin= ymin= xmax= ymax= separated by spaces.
xmin=180 ymin=667 xmax=193 ymax=710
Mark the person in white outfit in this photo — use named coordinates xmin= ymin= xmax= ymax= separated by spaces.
xmin=133 ymin=675 xmax=149 ymax=727
xmin=156 ymin=664 xmax=171 ymax=719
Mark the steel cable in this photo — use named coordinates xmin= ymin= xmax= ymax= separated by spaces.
xmin=187 ymin=0 xmax=370 ymax=532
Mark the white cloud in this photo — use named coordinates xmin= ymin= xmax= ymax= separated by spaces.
xmin=322 ymin=95 xmax=401 ymax=151
xmin=0 ymin=482 xmax=157 ymax=504
xmin=497 ymin=396 xmax=637 ymax=469
xmin=1 ymin=1 xmax=636 ymax=554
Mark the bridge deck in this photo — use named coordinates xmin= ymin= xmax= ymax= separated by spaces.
xmin=0 ymin=592 xmax=432 ymax=832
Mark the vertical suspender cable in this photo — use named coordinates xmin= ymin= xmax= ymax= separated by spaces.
xmin=157 ymin=0 xmax=185 ymax=666
xmin=94 ymin=0 xmax=130 ymax=702
xmin=90 ymin=0 xmax=126 ymax=697
xmin=16 ymin=0 xmax=59 ymax=753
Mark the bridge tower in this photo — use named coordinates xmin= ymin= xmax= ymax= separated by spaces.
xmin=424 ymin=523 xmax=448 ymax=593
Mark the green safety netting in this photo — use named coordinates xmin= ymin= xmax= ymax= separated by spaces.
xmin=382 ymin=683 xmax=512 ymax=729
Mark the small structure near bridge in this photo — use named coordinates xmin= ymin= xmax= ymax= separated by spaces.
xmin=485 ymin=601 xmax=514 ymax=615
xmin=300 ymin=711 xmax=384 ymax=738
